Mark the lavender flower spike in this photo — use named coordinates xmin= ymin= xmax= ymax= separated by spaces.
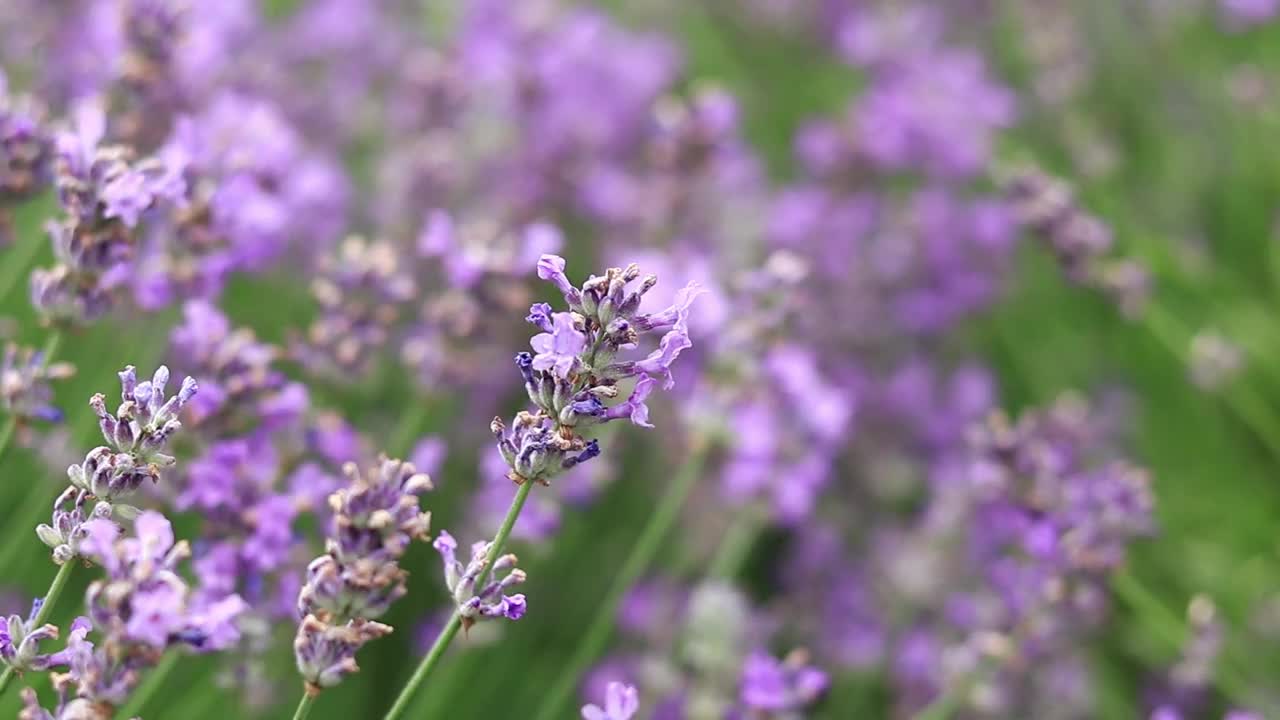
xmin=66 ymin=365 xmax=197 ymax=503
xmin=739 ymin=649 xmax=829 ymax=714
xmin=294 ymin=615 xmax=392 ymax=691
xmin=91 ymin=365 xmax=198 ymax=466
xmin=298 ymin=456 xmax=433 ymax=621
xmin=80 ymin=512 xmax=247 ymax=654
xmin=434 ymin=530 xmax=528 ymax=629
xmin=0 ymin=599 xmax=61 ymax=674
xmin=492 ymin=411 xmax=600 ymax=485
xmin=581 ymin=682 xmax=640 ymax=720
xmin=295 ymin=455 xmax=431 ymax=694
xmin=1 ymin=343 xmax=76 ymax=423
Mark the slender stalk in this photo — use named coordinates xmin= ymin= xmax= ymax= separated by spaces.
xmin=383 ymin=613 xmax=462 ymax=720
xmin=1111 ymin=569 xmax=1253 ymax=705
xmin=0 ymin=223 xmax=45 ymax=305
xmin=383 ymin=480 xmax=536 ymax=720
xmin=530 ymin=439 xmax=710 ymax=720
xmin=0 ymin=418 xmax=15 ymax=471
xmin=0 ymin=484 xmax=58 ymax=575
xmin=0 ymin=561 xmax=76 ymax=696
xmin=39 ymin=330 xmax=63 ymax=368
xmin=707 ymin=506 xmax=763 ymax=580
xmin=1144 ymin=303 xmax=1280 ymax=460
xmin=388 ymin=402 xmax=429 ymax=457
xmin=291 ymin=690 xmax=318 ymax=720
xmin=912 ymin=676 xmax=974 ymax=720
xmin=118 ymin=651 xmax=179 ymax=717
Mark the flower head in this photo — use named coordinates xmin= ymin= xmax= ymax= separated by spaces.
xmin=294 ymin=614 xmax=392 ymax=690
xmin=0 ymin=343 xmax=75 ymax=423
xmin=68 ymin=365 xmax=197 ymax=502
xmin=80 ymin=512 xmax=246 ymax=653
xmin=530 ymin=312 xmax=587 ymax=379
xmin=492 ymin=411 xmax=600 ymax=485
xmin=434 ymin=530 xmax=528 ymax=629
xmin=581 ymin=681 xmax=640 ymax=720
xmin=298 ymin=456 xmax=432 ymax=621
xmin=0 ymin=599 xmax=62 ymax=674
xmin=738 ymin=649 xmax=829 ymax=713
xmin=294 ymin=455 xmax=430 ymax=691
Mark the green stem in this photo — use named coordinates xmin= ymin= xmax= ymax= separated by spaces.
xmin=0 ymin=223 xmax=45 ymax=305
xmin=912 ymin=676 xmax=974 ymax=720
xmin=291 ymin=691 xmax=318 ymax=720
xmin=0 ymin=489 xmax=57 ymax=574
xmin=0 ymin=561 xmax=76 ymax=697
xmin=388 ymin=402 xmax=429 ymax=457
xmin=383 ymin=614 xmax=462 ymax=720
xmin=118 ymin=651 xmax=180 ymax=717
xmin=1111 ymin=570 xmax=1253 ymax=705
xmin=1145 ymin=303 xmax=1280 ymax=460
xmin=0 ymin=418 xmax=15 ymax=472
xmin=39 ymin=331 xmax=63 ymax=368
xmin=383 ymin=480 xmax=536 ymax=720
xmin=530 ymin=439 xmax=710 ymax=720
xmin=707 ymin=507 xmax=763 ymax=580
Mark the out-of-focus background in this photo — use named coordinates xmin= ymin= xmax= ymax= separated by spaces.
xmin=3 ymin=1 xmax=1280 ymax=718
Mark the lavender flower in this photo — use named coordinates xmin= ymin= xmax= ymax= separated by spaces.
xmin=1 ymin=343 xmax=76 ymax=423
xmin=297 ymin=457 xmax=432 ymax=621
xmin=293 ymin=235 xmax=416 ymax=378
xmin=1003 ymin=166 xmax=1148 ymax=318
xmin=168 ymin=299 xmax=307 ymax=435
xmin=36 ymin=495 xmax=111 ymax=566
xmin=114 ymin=0 xmax=189 ymax=151
xmin=498 ymin=256 xmax=700 ymax=485
xmin=25 ymin=511 xmax=248 ymax=717
xmin=530 ymin=311 xmax=587 ymax=378
xmin=30 ymin=102 xmax=185 ymax=323
xmin=1221 ymin=0 xmax=1280 ymax=28
xmin=294 ymin=615 xmax=392 ymax=691
xmin=135 ymin=92 xmax=349 ymax=308
xmin=80 ymin=513 xmax=245 ymax=653
xmin=581 ymin=681 xmax=640 ymax=720
xmin=74 ymin=365 xmax=197 ymax=499
xmin=294 ymin=456 xmax=431 ymax=691
xmin=433 ymin=530 xmax=527 ymax=629
xmin=492 ymin=411 xmax=600 ymax=486
xmin=0 ymin=71 xmax=52 ymax=244
xmin=738 ymin=649 xmax=829 ymax=716
xmin=0 ymin=599 xmax=62 ymax=674
xmin=38 ymin=364 xmax=196 ymax=564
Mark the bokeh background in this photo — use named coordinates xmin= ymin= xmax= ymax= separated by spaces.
xmin=2 ymin=1 xmax=1280 ymax=718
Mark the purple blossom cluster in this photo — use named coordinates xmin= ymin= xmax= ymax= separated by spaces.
xmin=21 ymin=512 xmax=245 ymax=719
xmin=589 ymin=580 xmax=828 ymax=719
xmin=582 ymin=681 xmax=639 ymax=720
xmin=433 ymin=530 xmax=528 ymax=627
xmin=30 ymin=105 xmax=184 ymax=324
xmin=38 ymin=365 xmax=196 ymax=564
xmin=0 ymin=600 xmax=64 ymax=675
xmin=295 ymin=456 xmax=432 ymax=690
xmin=1004 ymin=167 xmax=1150 ymax=318
xmin=1 ymin=343 xmax=75 ymax=424
xmin=0 ymin=0 xmax=1238 ymax=718
xmin=0 ymin=71 xmax=52 ymax=245
xmin=8 ymin=364 xmax=244 ymax=719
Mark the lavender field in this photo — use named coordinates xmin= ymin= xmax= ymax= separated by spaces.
xmin=0 ymin=1 xmax=1276 ymax=718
